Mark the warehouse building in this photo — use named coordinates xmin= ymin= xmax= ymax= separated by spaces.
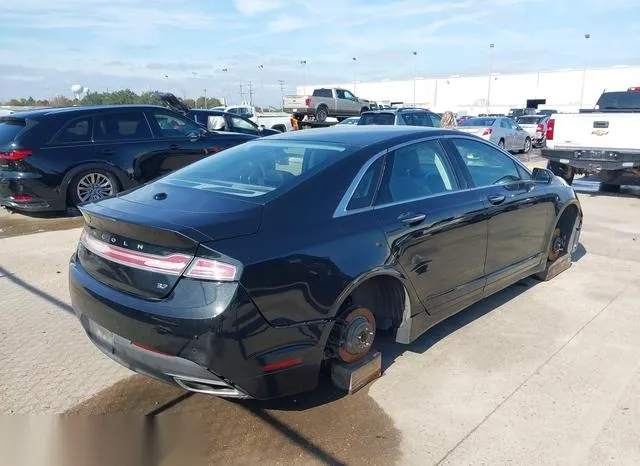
xmin=297 ymin=65 xmax=640 ymax=115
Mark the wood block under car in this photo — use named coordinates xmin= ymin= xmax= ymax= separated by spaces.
xmin=331 ymin=351 xmax=382 ymax=394
xmin=536 ymin=254 xmax=572 ymax=281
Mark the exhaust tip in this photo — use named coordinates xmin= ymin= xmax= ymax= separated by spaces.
xmin=171 ymin=375 xmax=250 ymax=399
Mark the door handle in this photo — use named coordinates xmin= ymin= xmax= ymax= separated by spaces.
xmin=169 ymin=144 xmax=179 ymax=150
xmin=102 ymin=148 xmax=115 ymax=155
xmin=398 ymin=212 xmax=426 ymax=226
xmin=487 ymin=194 xmax=506 ymax=205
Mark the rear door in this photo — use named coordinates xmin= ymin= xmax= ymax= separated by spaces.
xmin=342 ymin=90 xmax=361 ymax=115
xmin=373 ymin=138 xmax=488 ymax=315
xmin=448 ymin=137 xmax=554 ymax=294
xmin=227 ymin=115 xmax=260 ymax=136
xmin=144 ymin=109 xmax=211 ymax=181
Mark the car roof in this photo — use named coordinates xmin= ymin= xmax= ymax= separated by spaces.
xmin=265 ymin=126 xmax=455 ymax=147
xmin=362 ymin=107 xmax=429 ymax=114
xmin=5 ymin=105 xmax=168 ymax=120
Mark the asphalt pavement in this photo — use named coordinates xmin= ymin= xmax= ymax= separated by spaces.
xmin=1 ymin=167 xmax=640 ymax=465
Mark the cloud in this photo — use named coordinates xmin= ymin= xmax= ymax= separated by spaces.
xmin=233 ymin=0 xmax=286 ymax=15
xmin=267 ymin=15 xmax=305 ymax=33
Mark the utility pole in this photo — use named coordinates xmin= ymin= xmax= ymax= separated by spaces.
xmin=239 ymin=81 xmax=244 ymax=103
xmin=580 ymin=33 xmax=591 ymax=108
xmin=258 ymin=64 xmax=264 ymax=108
xmin=203 ymin=88 xmax=207 ymax=109
xmin=278 ymin=80 xmax=285 ymax=110
xmin=352 ymin=57 xmax=357 ymax=94
xmin=300 ymin=60 xmax=307 ymax=94
xmin=247 ymin=81 xmax=255 ymax=106
xmin=412 ymin=51 xmax=418 ymax=105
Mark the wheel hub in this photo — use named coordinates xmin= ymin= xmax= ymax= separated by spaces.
xmin=344 ymin=316 xmax=375 ymax=355
xmin=77 ymin=173 xmax=114 ymax=202
xmin=329 ymin=307 xmax=376 ymax=363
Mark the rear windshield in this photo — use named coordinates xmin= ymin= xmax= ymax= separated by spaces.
xmin=461 ymin=118 xmax=495 ymax=126
xmin=596 ymin=92 xmax=640 ymax=110
xmin=359 ymin=113 xmax=395 ymax=125
xmin=162 ymin=140 xmax=355 ymax=199
xmin=0 ymin=118 xmax=26 ymax=144
xmin=517 ymin=116 xmax=543 ymax=124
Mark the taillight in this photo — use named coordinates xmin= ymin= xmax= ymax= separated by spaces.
xmin=482 ymin=128 xmax=492 ymax=136
xmin=536 ymin=123 xmax=544 ymax=132
xmin=304 ymin=97 xmax=311 ymax=106
xmin=9 ymin=195 xmax=32 ymax=201
xmin=546 ymin=119 xmax=555 ymax=140
xmin=80 ymin=230 xmax=192 ymax=275
xmin=0 ymin=149 xmax=32 ymax=160
xmin=184 ymin=258 xmax=238 ymax=281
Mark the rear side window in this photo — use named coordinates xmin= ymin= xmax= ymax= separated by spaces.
xmin=359 ymin=113 xmax=395 ymax=125
xmin=429 ymin=113 xmax=442 ymax=127
xmin=0 ymin=119 xmax=26 ymax=143
xmin=148 ymin=111 xmax=202 ymax=138
xmin=402 ymin=111 xmax=434 ymax=127
xmin=55 ymin=117 xmax=92 ymax=144
xmin=347 ymin=157 xmax=384 ymax=211
xmin=451 ymin=138 xmax=522 ymax=187
xmin=95 ymin=112 xmax=151 ymax=141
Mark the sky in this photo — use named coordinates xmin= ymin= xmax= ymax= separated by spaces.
xmin=1 ymin=0 xmax=639 ymax=105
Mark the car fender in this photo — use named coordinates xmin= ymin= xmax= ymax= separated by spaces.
xmin=328 ymin=266 xmax=419 ymax=319
xmin=60 ymin=162 xmax=133 ymax=198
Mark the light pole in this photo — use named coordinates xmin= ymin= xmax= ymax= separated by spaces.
xmin=300 ymin=60 xmax=307 ymax=94
xmin=203 ymin=88 xmax=207 ymax=109
xmin=580 ymin=33 xmax=591 ymax=108
xmin=412 ymin=51 xmax=418 ymax=105
xmin=486 ymin=43 xmax=495 ymax=114
xmin=352 ymin=57 xmax=357 ymax=93
xmin=258 ymin=64 xmax=264 ymax=108
xmin=221 ymin=68 xmax=228 ymax=105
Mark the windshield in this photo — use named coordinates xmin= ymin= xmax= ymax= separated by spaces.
xmin=0 ymin=118 xmax=26 ymax=144
xmin=162 ymin=140 xmax=355 ymax=199
xmin=461 ymin=118 xmax=495 ymax=127
xmin=517 ymin=116 xmax=543 ymax=124
xmin=596 ymin=92 xmax=640 ymax=110
xmin=359 ymin=113 xmax=395 ymax=125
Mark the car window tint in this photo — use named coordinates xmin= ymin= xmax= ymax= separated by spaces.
xmin=347 ymin=157 xmax=384 ymax=211
xmin=94 ymin=112 xmax=151 ymax=141
xmin=376 ymin=140 xmax=458 ymax=205
xmin=429 ymin=113 xmax=441 ymax=127
xmin=162 ymin=141 xmax=355 ymax=199
xmin=336 ymin=90 xmax=346 ymax=99
xmin=230 ymin=116 xmax=256 ymax=131
xmin=500 ymin=119 xmax=509 ymax=129
xmin=344 ymin=90 xmax=356 ymax=100
xmin=55 ymin=117 xmax=92 ymax=144
xmin=360 ymin=113 xmax=395 ymax=125
xmin=0 ymin=118 xmax=27 ymax=144
xmin=451 ymin=138 xmax=522 ymax=187
xmin=150 ymin=111 xmax=202 ymax=138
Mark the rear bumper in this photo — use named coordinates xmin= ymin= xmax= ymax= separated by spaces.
xmin=69 ymin=253 xmax=330 ymax=400
xmin=286 ymin=107 xmax=315 ymax=117
xmin=542 ymin=148 xmax=640 ymax=171
xmin=0 ymin=172 xmax=64 ymax=211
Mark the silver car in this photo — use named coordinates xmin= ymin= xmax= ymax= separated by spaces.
xmin=458 ymin=117 xmax=532 ymax=153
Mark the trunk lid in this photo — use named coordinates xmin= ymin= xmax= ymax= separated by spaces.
xmin=283 ymin=95 xmax=309 ymax=108
xmin=77 ymin=182 xmax=262 ymax=299
xmin=154 ymin=92 xmax=191 ymax=114
xmin=550 ymin=113 xmax=640 ymax=150
xmin=457 ymin=126 xmax=486 ymax=135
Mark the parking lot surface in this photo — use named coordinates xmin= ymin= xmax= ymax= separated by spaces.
xmin=1 ymin=183 xmax=639 ymax=465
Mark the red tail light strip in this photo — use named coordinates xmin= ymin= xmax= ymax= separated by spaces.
xmin=80 ymin=230 xmax=192 ymax=275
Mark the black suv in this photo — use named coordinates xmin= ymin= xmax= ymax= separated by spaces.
xmin=358 ymin=108 xmax=442 ymax=127
xmin=0 ymin=105 xmax=256 ymax=212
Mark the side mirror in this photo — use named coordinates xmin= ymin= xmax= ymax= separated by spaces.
xmin=532 ymin=167 xmax=553 ymax=184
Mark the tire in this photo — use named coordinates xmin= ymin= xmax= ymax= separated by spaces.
xmin=599 ymin=170 xmax=622 ymax=192
xmin=547 ymin=160 xmax=574 ymax=185
xmin=498 ymin=139 xmax=505 ymax=150
xmin=294 ymin=113 xmax=305 ymax=121
xmin=600 ymin=183 xmax=621 ymax=193
xmin=316 ymin=106 xmax=328 ymax=122
xmin=521 ymin=137 xmax=532 ymax=154
xmin=68 ymin=169 xmax=120 ymax=207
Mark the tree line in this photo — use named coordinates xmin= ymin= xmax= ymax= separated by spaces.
xmin=2 ymin=90 xmax=222 ymax=109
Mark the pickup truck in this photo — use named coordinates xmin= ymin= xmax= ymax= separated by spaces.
xmin=543 ymin=88 xmax=640 ymax=189
xmin=213 ymin=105 xmax=296 ymax=132
xmin=283 ymin=88 xmax=370 ymax=122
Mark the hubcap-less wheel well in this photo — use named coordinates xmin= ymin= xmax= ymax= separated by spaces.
xmin=549 ymin=204 xmax=580 ymax=261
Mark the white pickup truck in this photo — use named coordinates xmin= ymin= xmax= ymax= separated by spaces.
xmin=214 ymin=105 xmax=296 ymax=132
xmin=543 ymin=88 xmax=640 ymax=189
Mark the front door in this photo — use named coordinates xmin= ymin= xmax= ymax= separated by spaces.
xmin=373 ymin=139 xmax=488 ymax=315
xmin=227 ymin=114 xmax=260 ymax=136
xmin=144 ymin=109 xmax=209 ymax=181
xmin=448 ymin=137 xmax=555 ymax=294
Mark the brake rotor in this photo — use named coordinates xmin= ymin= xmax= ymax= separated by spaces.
xmin=332 ymin=307 xmax=376 ymax=364
xmin=548 ymin=228 xmax=566 ymax=262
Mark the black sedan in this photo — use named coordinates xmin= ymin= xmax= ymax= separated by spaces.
xmin=0 ymin=105 xmax=256 ymax=212
xmin=69 ymin=127 xmax=583 ymax=400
